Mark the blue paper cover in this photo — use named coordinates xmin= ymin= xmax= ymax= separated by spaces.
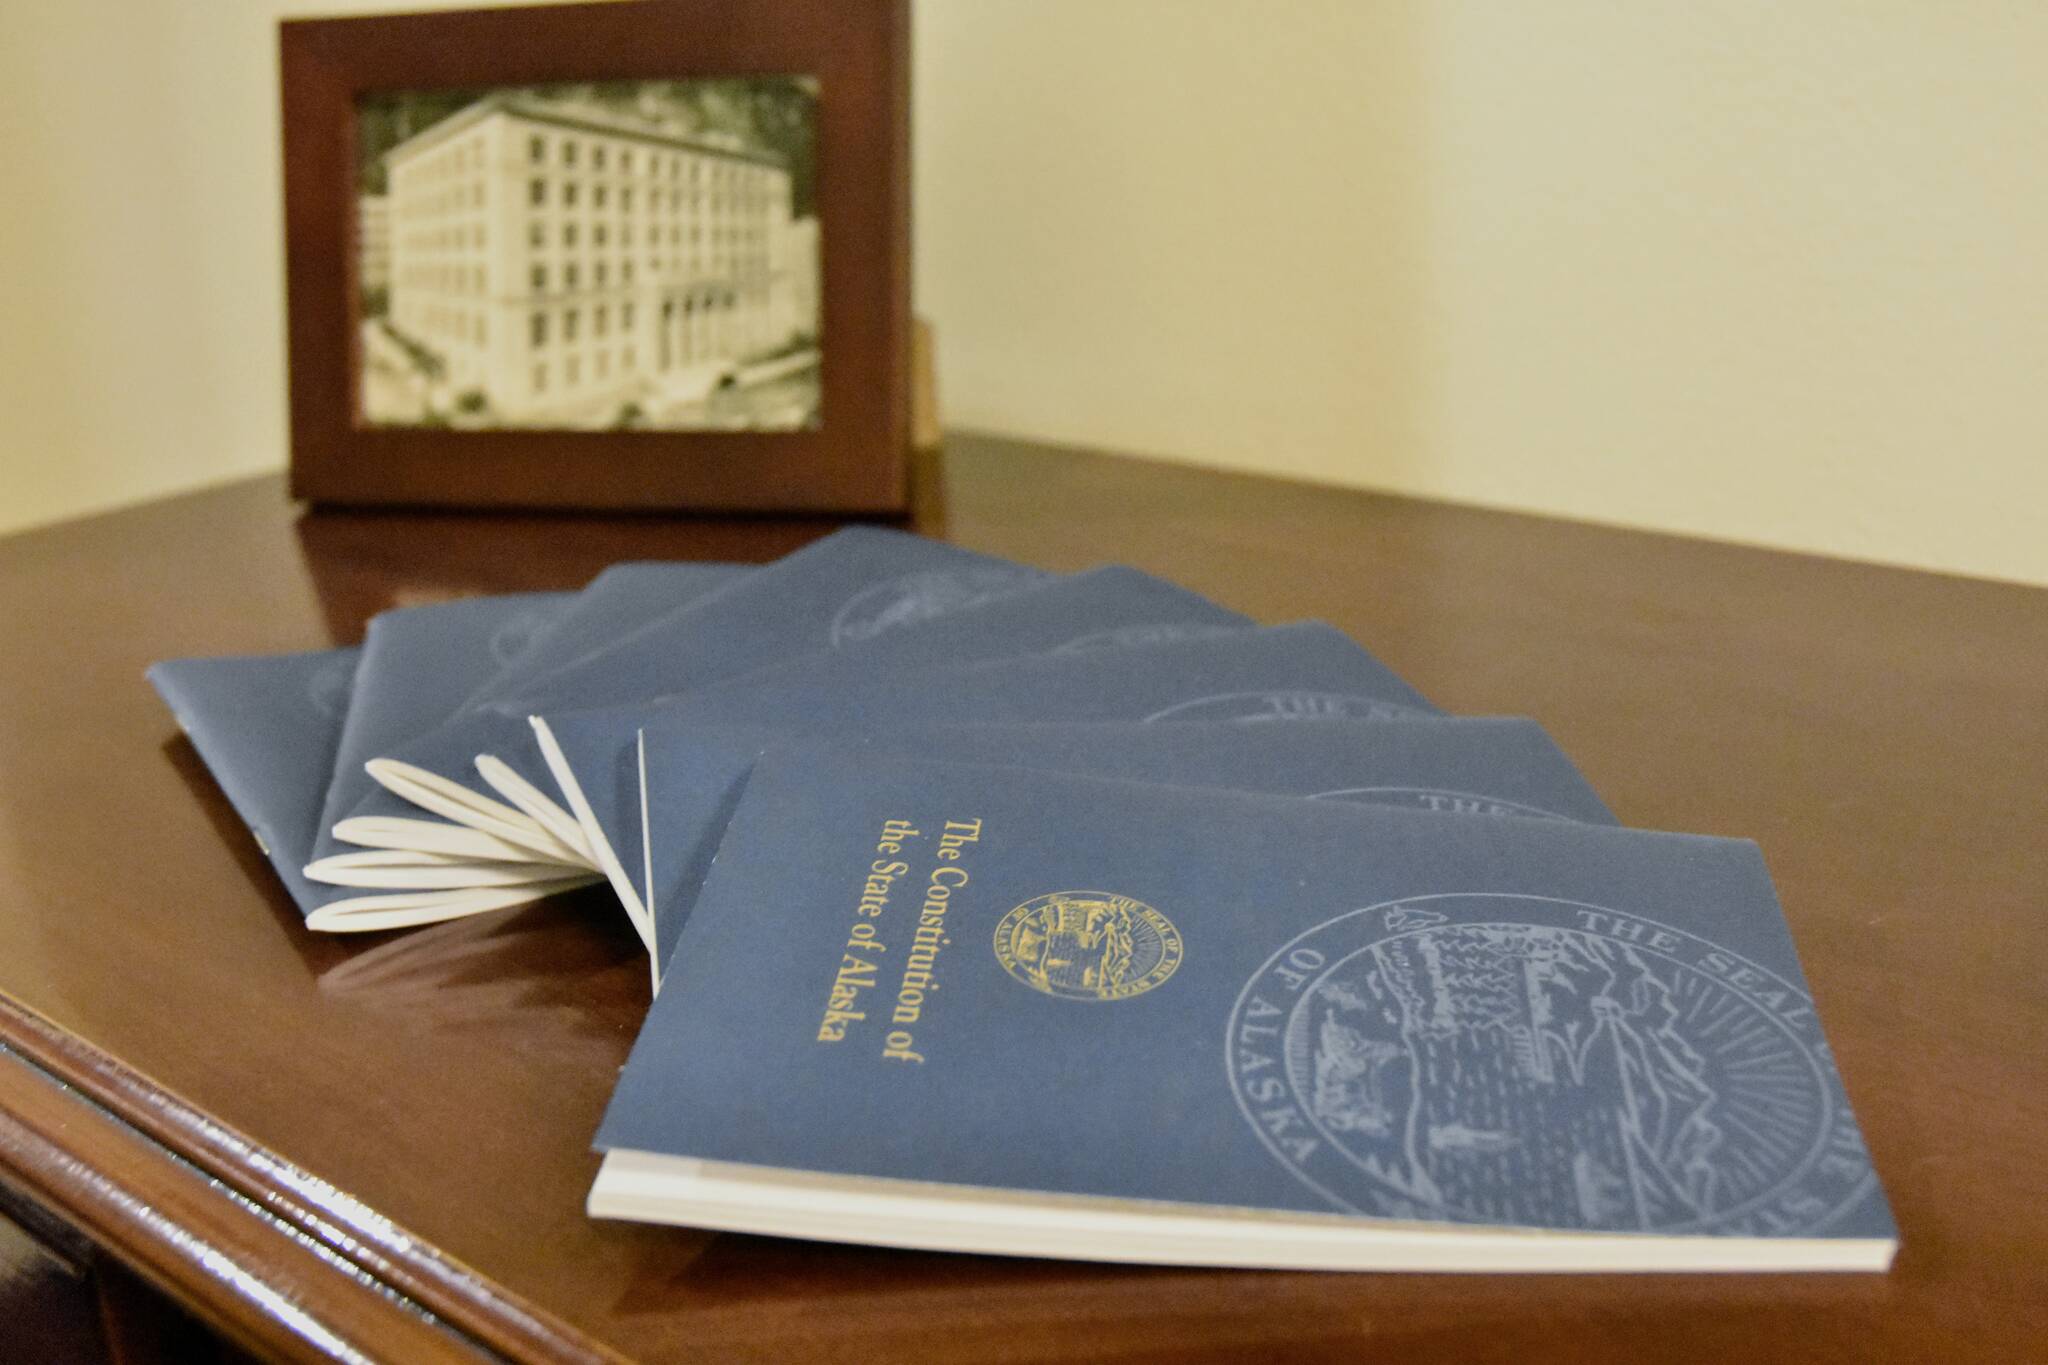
xmin=461 ymin=561 xmax=752 ymax=708
xmin=342 ymin=527 xmax=1053 ymax=839
xmin=477 ymin=525 xmax=1053 ymax=717
xmin=311 ymin=591 xmax=577 ymax=864
xmin=529 ymin=564 xmax=1255 ymax=927
xmin=632 ymin=716 xmax=1614 ymax=976
xmin=148 ymin=648 xmax=361 ymax=916
xmin=517 ymin=619 xmax=1433 ymax=954
xmin=597 ymin=747 xmax=1893 ymax=1262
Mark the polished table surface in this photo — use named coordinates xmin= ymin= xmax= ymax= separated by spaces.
xmin=0 ymin=434 xmax=2042 ymax=1361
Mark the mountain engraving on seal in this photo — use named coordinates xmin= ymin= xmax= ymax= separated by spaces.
xmin=993 ymin=892 xmax=1183 ymax=1002
xmin=828 ymin=566 xmax=1046 ymax=647
xmin=1144 ymin=691 xmax=1430 ymax=724
xmin=1226 ymin=894 xmax=1878 ymax=1236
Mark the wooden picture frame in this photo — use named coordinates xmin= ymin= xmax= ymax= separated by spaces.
xmin=280 ymin=0 xmax=911 ymax=513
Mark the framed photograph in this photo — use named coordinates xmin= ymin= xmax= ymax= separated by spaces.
xmin=280 ymin=0 xmax=911 ymax=512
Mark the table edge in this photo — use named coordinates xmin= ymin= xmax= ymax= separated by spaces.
xmin=0 ymin=990 xmax=624 ymax=1365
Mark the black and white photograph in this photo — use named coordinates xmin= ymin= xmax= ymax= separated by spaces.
xmin=356 ymin=78 xmax=820 ymax=433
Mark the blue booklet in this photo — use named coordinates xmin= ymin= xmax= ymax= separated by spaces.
xmin=335 ymin=528 xmax=1053 ymax=871
xmin=598 ymin=619 xmax=1432 ymax=736
xmin=476 ymin=525 xmax=1052 ymax=717
xmin=510 ymin=619 xmax=1430 ymax=954
xmin=526 ymin=565 xmax=1255 ymax=931
xmin=459 ymin=561 xmax=752 ymax=709
xmin=307 ymin=566 xmax=746 ymax=894
xmin=629 ymin=716 xmax=1610 ymax=982
xmin=148 ymin=647 xmax=362 ymax=916
xmin=349 ymin=617 xmax=1421 ymax=950
xmin=699 ymin=562 xmax=1255 ymax=681
xmin=152 ymin=617 xmax=606 ymax=929
xmin=590 ymin=747 xmax=1895 ymax=1272
xmin=310 ymin=591 xmax=581 ymax=872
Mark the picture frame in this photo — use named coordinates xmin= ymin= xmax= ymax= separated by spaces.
xmin=280 ymin=0 xmax=911 ymax=513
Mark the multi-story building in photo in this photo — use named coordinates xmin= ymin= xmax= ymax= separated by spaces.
xmin=380 ymin=93 xmax=813 ymax=426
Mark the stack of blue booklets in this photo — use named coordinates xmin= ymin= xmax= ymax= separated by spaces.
xmin=150 ymin=527 xmax=1895 ymax=1272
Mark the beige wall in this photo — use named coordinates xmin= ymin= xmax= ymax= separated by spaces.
xmin=5 ymin=3 xmax=2044 ymax=585
xmin=0 ymin=0 xmax=556 ymax=537
xmin=920 ymin=1 xmax=2047 ymax=585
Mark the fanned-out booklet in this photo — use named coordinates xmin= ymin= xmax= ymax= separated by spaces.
xmin=150 ymin=527 xmax=1896 ymax=1273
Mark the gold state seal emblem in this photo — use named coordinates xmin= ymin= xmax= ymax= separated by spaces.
xmin=993 ymin=892 xmax=1183 ymax=1001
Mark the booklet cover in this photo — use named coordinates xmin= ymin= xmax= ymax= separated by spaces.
xmin=459 ymin=561 xmax=751 ymax=709
xmin=304 ymin=566 xmax=745 ymax=899
xmin=631 ymin=717 xmax=1612 ymax=982
xmin=476 ymin=525 xmax=1053 ymax=717
xmin=149 ymin=647 xmax=362 ymax=916
xmin=310 ymin=591 xmax=578 ymax=870
xmin=691 ymin=563 xmax=1254 ymax=687
xmin=591 ymin=748 xmax=1894 ymax=1272
xmin=516 ymin=619 xmax=1435 ymax=955
xmin=333 ymin=527 xmax=1053 ymax=871
xmin=527 ymin=565 xmax=1254 ymax=931
xmin=151 ymin=632 xmax=605 ymax=931
xmin=348 ymin=617 xmax=1423 ymax=949
xmin=614 ymin=620 xmax=1434 ymax=735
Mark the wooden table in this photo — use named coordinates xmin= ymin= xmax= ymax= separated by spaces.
xmin=0 ymin=434 xmax=2042 ymax=1361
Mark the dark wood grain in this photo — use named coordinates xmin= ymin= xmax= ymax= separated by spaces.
xmin=0 ymin=1028 xmax=498 ymax=1362
xmin=0 ymin=433 xmax=2042 ymax=1361
xmin=0 ymin=993 xmax=622 ymax=1365
xmin=280 ymin=0 xmax=912 ymax=514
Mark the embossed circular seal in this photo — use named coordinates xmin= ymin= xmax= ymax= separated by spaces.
xmin=1143 ymin=691 xmax=1430 ymax=723
xmin=306 ymin=655 xmax=357 ymax=719
xmin=1309 ymin=787 xmax=1573 ymax=821
xmin=993 ymin=892 xmax=1184 ymax=1001
xmin=1225 ymin=894 xmax=1876 ymax=1235
xmin=829 ymin=566 xmax=1042 ymax=647
xmin=488 ymin=609 xmax=555 ymax=666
